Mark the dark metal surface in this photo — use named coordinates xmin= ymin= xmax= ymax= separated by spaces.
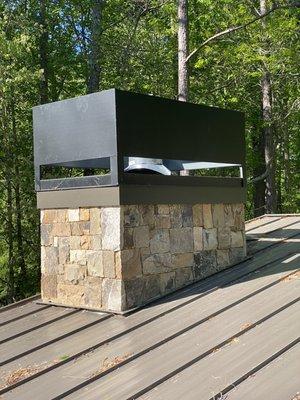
xmin=33 ymin=89 xmax=246 ymax=205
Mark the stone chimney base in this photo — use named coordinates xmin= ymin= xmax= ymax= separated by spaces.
xmin=40 ymin=203 xmax=246 ymax=313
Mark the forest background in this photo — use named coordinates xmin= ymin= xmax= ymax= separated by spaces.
xmin=0 ymin=0 xmax=299 ymax=304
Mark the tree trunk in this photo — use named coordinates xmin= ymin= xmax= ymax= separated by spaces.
xmin=260 ymin=0 xmax=277 ymax=213
xmin=252 ymin=126 xmax=266 ymax=216
xmin=178 ymin=0 xmax=189 ymax=102
xmin=39 ymin=0 xmax=49 ymax=104
xmin=87 ymin=0 xmax=103 ymax=94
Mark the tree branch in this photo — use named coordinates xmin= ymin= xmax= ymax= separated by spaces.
xmin=186 ymin=3 xmax=299 ymax=63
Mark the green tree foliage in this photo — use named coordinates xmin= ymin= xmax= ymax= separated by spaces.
xmin=0 ymin=0 xmax=299 ymax=304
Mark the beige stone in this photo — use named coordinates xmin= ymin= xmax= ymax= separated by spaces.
xmin=80 ymin=235 xmax=91 ymax=250
xmin=86 ymin=250 xmax=103 ymax=277
xmin=42 ymin=210 xmax=57 ymax=224
xmin=101 ymin=207 xmax=122 ymax=250
xmin=90 ymin=208 xmax=101 ymax=235
xmin=193 ymin=227 xmax=203 ymax=251
xmin=231 ymin=230 xmax=244 ymax=248
xmin=203 ymin=228 xmax=218 ymax=250
xmin=69 ymin=236 xmax=81 ymax=250
xmin=41 ymin=247 xmax=59 ymax=274
xmin=160 ymin=272 xmax=175 ymax=294
xmin=84 ymin=277 xmax=102 ymax=308
xmin=102 ymin=279 xmax=126 ymax=311
xmin=41 ymin=275 xmax=57 ymax=299
xmin=224 ymin=204 xmax=234 ymax=227
xmin=80 ymin=208 xmax=90 ymax=221
xmin=58 ymin=237 xmax=70 ymax=265
xmin=41 ymin=224 xmax=53 ymax=246
xmin=68 ymin=209 xmax=80 ymax=222
xmin=218 ymin=226 xmax=231 ymax=249
xmin=212 ymin=204 xmax=225 ymax=227
xmin=133 ymin=226 xmax=150 ymax=248
xmin=175 ymin=266 xmax=194 ymax=288
xmin=65 ymin=264 xmax=85 ymax=284
xmin=70 ymin=249 xmax=87 ymax=266
xmin=203 ymin=204 xmax=213 ymax=228
xmin=57 ymin=283 xmax=85 ymax=307
xmin=56 ymin=210 xmax=67 ymax=222
xmin=103 ymin=251 xmax=115 ymax=278
xmin=170 ymin=228 xmax=193 ymax=254
xmin=217 ymin=249 xmax=230 ymax=267
xmin=91 ymin=235 xmax=102 ymax=250
xmin=171 ymin=252 xmax=194 ymax=268
xmin=70 ymin=221 xmax=90 ymax=236
xmin=150 ymin=229 xmax=170 ymax=253
xmin=192 ymin=204 xmax=203 ymax=227
xmin=116 ymin=249 xmax=142 ymax=279
xmin=169 ymin=205 xmax=182 ymax=228
xmin=52 ymin=222 xmax=71 ymax=237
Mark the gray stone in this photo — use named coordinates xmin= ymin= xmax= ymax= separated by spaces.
xmin=142 ymin=253 xmax=172 ymax=274
xmin=102 ymin=278 xmax=126 ymax=311
xmin=231 ymin=230 xmax=244 ymax=248
xmin=155 ymin=215 xmax=171 ymax=229
xmin=150 ymin=229 xmax=170 ymax=253
xmin=101 ymin=207 xmax=121 ymax=250
xmin=182 ymin=205 xmax=193 ymax=227
xmin=139 ymin=205 xmax=155 ymax=229
xmin=41 ymin=247 xmax=59 ymax=274
xmin=41 ymin=274 xmax=57 ymax=299
xmin=133 ymin=226 xmax=150 ymax=248
xmin=70 ymin=249 xmax=87 ymax=266
xmin=156 ymin=205 xmax=169 ymax=215
xmin=203 ymin=228 xmax=218 ymax=250
xmin=86 ymin=250 xmax=103 ymax=277
xmin=58 ymin=237 xmax=70 ymax=265
xmin=118 ymin=249 xmax=142 ymax=279
xmin=125 ymin=275 xmax=161 ymax=309
xmin=192 ymin=204 xmax=203 ymax=227
xmin=217 ymin=249 xmax=230 ymax=267
xmin=212 ymin=204 xmax=225 ymax=227
xmin=124 ymin=205 xmax=140 ymax=227
xmin=102 ymin=251 xmax=116 ymax=278
xmin=230 ymin=247 xmax=246 ymax=264
xmin=193 ymin=227 xmax=203 ymax=251
xmin=123 ymin=228 xmax=134 ymax=249
xmin=160 ymin=272 xmax=176 ymax=294
xmin=65 ymin=264 xmax=86 ymax=284
xmin=170 ymin=228 xmax=193 ymax=254
xmin=175 ymin=266 xmax=194 ymax=288
xmin=171 ymin=252 xmax=194 ymax=268
xmin=203 ymin=204 xmax=213 ymax=228
xmin=169 ymin=205 xmax=183 ymax=228
xmin=218 ymin=226 xmax=231 ymax=249
xmin=41 ymin=224 xmax=53 ymax=246
xmin=193 ymin=250 xmax=217 ymax=279
xmin=224 ymin=204 xmax=234 ymax=227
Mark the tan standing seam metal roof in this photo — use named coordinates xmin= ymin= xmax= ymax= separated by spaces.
xmin=0 ymin=214 xmax=299 ymax=400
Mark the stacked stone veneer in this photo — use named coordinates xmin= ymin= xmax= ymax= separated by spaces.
xmin=41 ymin=203 xmax=246 ymax=312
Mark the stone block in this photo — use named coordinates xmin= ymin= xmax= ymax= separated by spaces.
xmin=139 ymin=205 xmax=155 ymax=229
xmin=160 ymin=272 xmax=176 ymax=294
xmin=231 ymin=231 xmax=244 ymax=248
xmin=80 ymin=235 xmax=91 ymax=250
xmin=203 ymin=204 xmax=213 ymax=228
xmin=89 ymin=208 xmax=101 ymax=235
xmin=217 ymin=249 xmax=230 ymax=267
xmin=193 ymin=227 xmax=203 ymax=251
xmin=102 ymin=278 xmax=126 ymax=311
xmin=58 ymin=237 xmax=70 ymax=265
xmin=156 ymin=205 xmax=169 ymax=215
xmin=103 ymin=251 xmax=115 ymax=278
xmin=230 ymin=247 xmax=246 ymax=264
xmin=133 ymin=226 xmax=150 ymax=248
xmin=150 ymin=229 xmax=170 ymax=253
xmin=42 ymin=210 xmax=57 ymax=224
xmin=80 ymin=208 xmax=90 ymax=221
xmin=218 ymin=226 xmax=231 ymax=249
xmin=125 ymin=275 xmax=160 ymax=309
xmin=155 ymin=215 xmax=171 ymax=229
xmin=57 ymin=283 xmax=85 ymax=307
xmin=203 ymin=228 xmax=218 ymax=250
xmin=84 ymin=277 xmax=102 ymax=308
xmin=193 ymin=250 xmax=217 ymax=279
xmin=170 ymin=227 xmax=193 ymax=254
xmin=117 ymin=249 xmax=142 ymax=279
xmin=52 ymin=222 xmax=71 ymax=237
xmin=182 ymin=205 xmax=193 ymax=227
xmin=70 ymin=249 xmax=87 ymax=266
xmin=65 ymin=264 xmax=86 ymax=284
xmin=232 ymin=204 xmax=244 ymax=230
xmin=123 ymin=228 xmax=134 ymax=249
xmin=69 ymin=236 xmax=81 ymax=250
xmin=41 ymin=247 xmax=59 ymax=274
xmin=142 ymin=253 xmax=172 ymax=274
xmin=70 ymin=221 xmax=90 ymax=236
xmin=124 ymin=205 xmax=140 ymax=227
xmin=86 ymin=250 xmax=103 ymax=277
xmin=41 ymin=224 xmax=53 ymax=246
xmin=101 ymin=207 xmax=121 ymax=250
xmin=91 ymin=235 xmax=102 ymax=250
xmin=41 ymin=274 xmax=57 ymax=299
xmin=56 ymin=210 xmax=67 ymax=222
xmin=175 ymin=266 xmax=194 ymax=288
xmin=192 ymin=204 xmax=203 ymax=227
xmin=169 ymin=205 xmax=183 ymax=228
xmin=212 ymin=204 xmax=225 ymax=227
xmin=68 ymin=209 xmax=80 ymax=222
xmin=171 ymin=252 xmax=194 ymax=268
xmin=224 ymin=204 xmax=234 ymax=227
